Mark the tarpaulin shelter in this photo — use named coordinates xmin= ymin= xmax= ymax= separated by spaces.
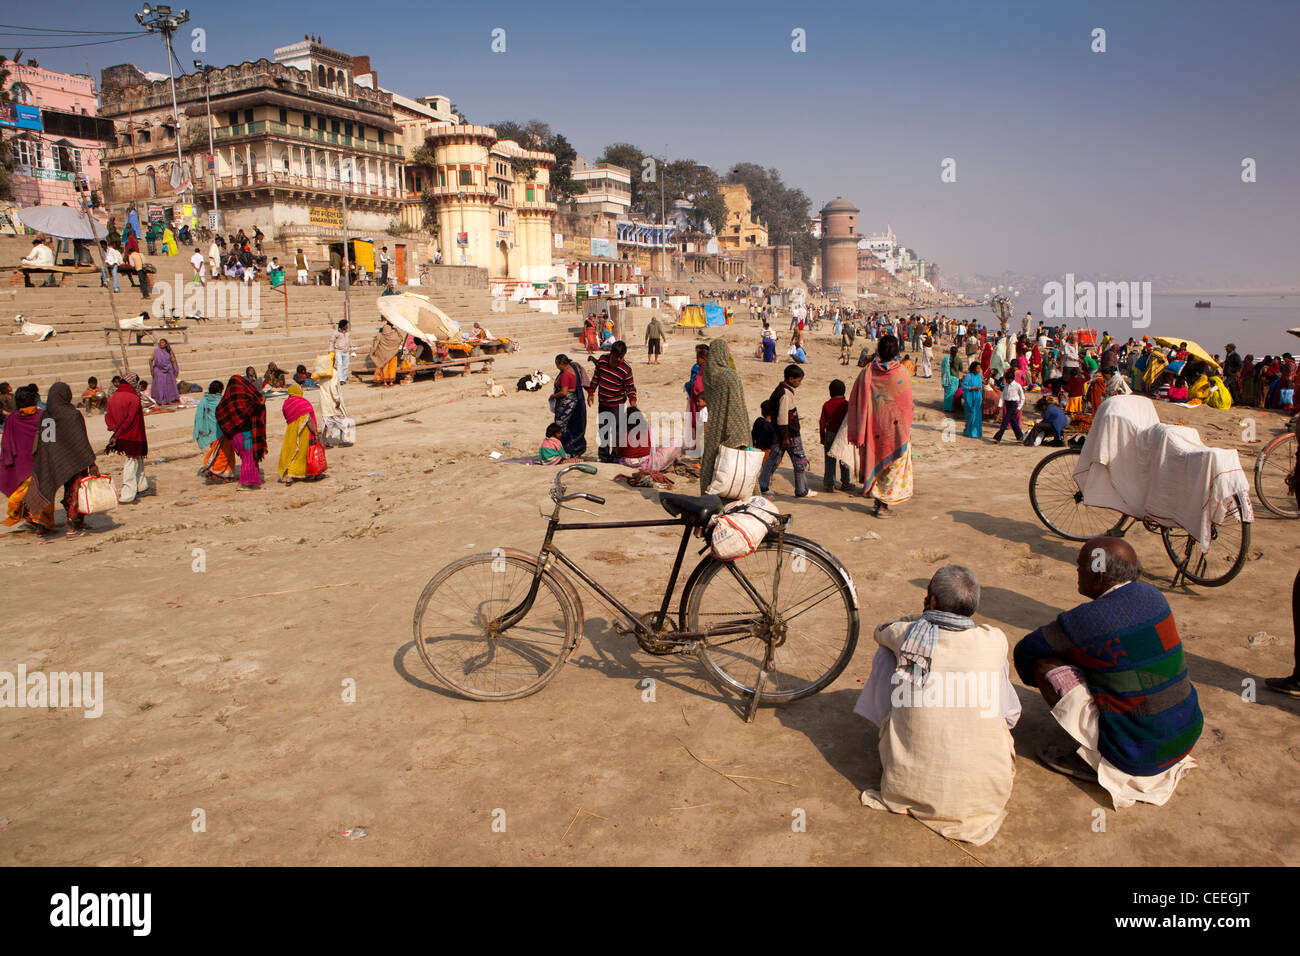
xmin=704 ymin=302 xmax=729 ymax=326
xmin=1154 ymin=336 xmax=1220 ymax=371
xmin=376 ymin=292 xmax=461 ymax=344
xmin=677 ymin=304 xmax=707 ymax=327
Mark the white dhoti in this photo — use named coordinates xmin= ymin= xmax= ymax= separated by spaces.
xmin=1051 ymin=684 xmax=1197 ymax=809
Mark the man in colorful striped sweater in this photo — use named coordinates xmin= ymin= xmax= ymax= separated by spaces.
xmin=1014 ymin=537 xmax=1201 ymax=808
xmin=586 ymin=341 xmax=637 ymax=463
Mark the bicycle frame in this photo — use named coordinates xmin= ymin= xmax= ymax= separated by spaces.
xmin=494 ymin=466 xmax=783 ymax=648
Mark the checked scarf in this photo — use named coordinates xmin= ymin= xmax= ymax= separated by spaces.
xmin=216 ymin=374 xmax=268 ymax=461
xmin=895 ymin=609 xmax=975 ymax=688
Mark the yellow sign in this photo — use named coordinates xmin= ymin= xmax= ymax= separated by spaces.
xmin=637 ymin=253 xmax=651 ymax=269
xmin=572 ymin=236 xmax=590 ymax=256
xmin=182 ymin=204 xmax=193 ymax=217
xmin=309 ymin=205 xmax=344 ymax=227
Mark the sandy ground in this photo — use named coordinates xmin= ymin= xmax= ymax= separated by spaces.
xmin=1 ymin=323 xmax=1297 ymax=866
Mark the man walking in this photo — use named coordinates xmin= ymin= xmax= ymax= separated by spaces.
xmin=992 ymin=370 xmax=1025 ymax=443
xmin=587 ymin=341 xmax=636 ymax=463
xmin=294 ymin=248 xmax=310 ymax=285
xmin=379 ymin=245 xmax=392 ymax=285
xmin=644 ymin=315 xmax=665 ymax=365
xmin=330 ymin=246 xmax=342 ymax=288
xmin=105 ymin=373 xmax=150 ymax=503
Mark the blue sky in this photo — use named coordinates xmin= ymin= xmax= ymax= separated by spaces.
xmin=11 ymin=0 xmax=1300 ymax=288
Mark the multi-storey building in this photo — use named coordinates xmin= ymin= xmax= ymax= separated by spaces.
xmin=98 ymin=37 xmax=405 ymax=238
xmin=1 ymin=63 xmax=114 ymax=207
xmin=718 ymin=183 xmax=768 ymax=250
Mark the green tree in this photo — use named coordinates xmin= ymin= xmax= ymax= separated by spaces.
xmin=662 ymin=160 xmax=725 ymax=234
xmin=725 ymin=163 xmax=816 ymax=272
xmin=545 ymin=131 xmax=584 ymax=205
xmin=0 ymin=57 xmax=14 ymax=200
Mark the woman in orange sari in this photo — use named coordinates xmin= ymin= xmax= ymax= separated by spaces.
xmin=847 ymin=333 xmax=914 ymax=518
xmin=193 ymin=380 xmax=235 ymax=483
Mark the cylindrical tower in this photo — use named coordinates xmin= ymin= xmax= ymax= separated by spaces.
xmin=426 ymin=124 xmax=496 ymax=268
xmin=819 ymin=197 xmax=860 ymax=298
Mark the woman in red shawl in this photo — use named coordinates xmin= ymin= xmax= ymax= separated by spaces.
xmin=216 ymin=373 xmax=267 ymax=489
xmin=980 ymin=339 xmax=993 ymax=377
xmin=846 ymin=333 xmax=914 ymax=518
xmin=105 ymin=372 xmax=149 ymax=503
xmin=1029 ymin=342 xmax=1043 ymax=383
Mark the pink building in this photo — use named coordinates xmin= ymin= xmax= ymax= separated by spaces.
xmin=3 ymin=63 xmax=115 ymax=207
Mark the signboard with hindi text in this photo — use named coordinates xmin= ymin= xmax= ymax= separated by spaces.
xmin=309 ymin=206 xmax=344 ymax=227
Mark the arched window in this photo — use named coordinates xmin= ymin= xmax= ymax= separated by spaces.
xmin=146 ymin=165 xmax=157 ymax=197
xmin=330 ymin=158 xmax=340 ymax=181
xmin=317 ymin=65 xmax=326 ymax=87
xmin=327 ymin=67 xmax=336 ymax=90
xmin=279 ymin=150 xmax=290 ymax=173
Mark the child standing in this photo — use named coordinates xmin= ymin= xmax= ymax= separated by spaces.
xmin=752 ymin=399 xmax=776 ymax=452
xmin=758 ymin=364 xmax=817 ymax=498
xmin=993 ymin=370 xmax=1025 ymax=443
xmin=819 ymin=379 xmax=852 ymax=491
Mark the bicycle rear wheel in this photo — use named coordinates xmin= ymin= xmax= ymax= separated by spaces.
xmin=1254 ymin=431 xmax=1298 ymax=518
xmin=1029 ymin=447 xmax=1125 ymax=541
xmin=680 ymin=536 xmax=859 ymax=703
xmin=412 ymin=553 xmax=580 ymax=700
xmin=1160 ymin=493 xmax=1251 ymax=587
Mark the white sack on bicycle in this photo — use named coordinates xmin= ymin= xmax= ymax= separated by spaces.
xmin=708 ymin=496 xmax=781 ymax=562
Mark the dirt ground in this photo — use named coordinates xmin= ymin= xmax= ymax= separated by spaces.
xmin=2 ymin=324 xmax=1297 ymax=866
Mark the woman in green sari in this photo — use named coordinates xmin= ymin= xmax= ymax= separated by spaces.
xmin=699 ymin=338 xmax=751 ymax=494
xmin=941 ymin=346 xmax=959 ymax=412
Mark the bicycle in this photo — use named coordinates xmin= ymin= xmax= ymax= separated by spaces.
xmin=412 ymin=464 xmax=861 ymax=721
xmin=1254 ymin=425 xmax=1297 ymax=518
xmin=1029 ymin=446 xmax=1250 ymax=587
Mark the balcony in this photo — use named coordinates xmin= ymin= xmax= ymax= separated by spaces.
xmin=217 ymin=171 xmax=403 ymax=200
xmin=212 ymin=120 xmax=404 ymax=157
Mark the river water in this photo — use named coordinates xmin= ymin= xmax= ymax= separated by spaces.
xmin=940 ymin=294 xmax=1298 ymax=359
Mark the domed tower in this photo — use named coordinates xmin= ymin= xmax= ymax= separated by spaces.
xmin=425 ymin=124 xmax=497 ymax=268
xmin=819 ymin=197 xmax=860 ymax=297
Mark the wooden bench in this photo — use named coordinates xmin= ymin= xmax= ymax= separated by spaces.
xmin=103 ymin=325 xmax=189 ymax=346
xmin=20 ymin=265 xmax=100 ymax=287
xmin=354 ymin=356 xmax=494 ymax=383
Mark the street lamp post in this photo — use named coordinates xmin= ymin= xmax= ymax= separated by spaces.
xmin=194 ymin=59 xmax=218 ymax=233
xmin=342 ymin=159 xmax=352 ymax=323
xmin=135 ymin=6 xmax=191 ymax=214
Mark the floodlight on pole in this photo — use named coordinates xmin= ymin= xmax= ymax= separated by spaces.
xmin=136 ymin=4 xmax=191 ymax=210
xmin=194 ymin=59 xmax=219 ymax=231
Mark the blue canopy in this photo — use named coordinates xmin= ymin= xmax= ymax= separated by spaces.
xmin=704 ymin=302 xmax=727 ymax=326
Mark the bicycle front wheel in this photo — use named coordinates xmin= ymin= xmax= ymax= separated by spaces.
xmin=1254 ymin=431 xmax=1298 ymax=518
xmin=681 ymin=537 xmax=859 ymax=703
xmin=1160 ymin=493 xmax=1251 ymax=587
xmin=413 ymin=553 xmax=580 ymax=700
xmin=1029 ymin=447 xmax=1125 ymax=541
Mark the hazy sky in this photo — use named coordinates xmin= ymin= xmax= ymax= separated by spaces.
xmin=11 ymin=0 xmax=1299 ymax=287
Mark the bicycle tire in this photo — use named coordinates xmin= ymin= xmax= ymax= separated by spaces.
xmin=1254 ymin=431 xmax=1298 ymax=518
xmin=1160 ymin=493 xmax=1251 ymax=587
xmin=412 ymin=552 xmax=580 ymax=701
xmin=1028 ymin=447 xmax=1125 ymax=541
xmin=679 ymin=536 xmax=859 ymax=704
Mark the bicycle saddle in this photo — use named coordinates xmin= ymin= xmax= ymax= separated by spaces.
xmin=658 ymin=492 xmax=722 ymax=527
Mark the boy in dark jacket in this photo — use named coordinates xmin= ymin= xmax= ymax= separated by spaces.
xmin=757 ymin=365 xmax=816 ymax=498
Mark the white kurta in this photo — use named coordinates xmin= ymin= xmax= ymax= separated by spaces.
xmin=855 ymin=616 xmax=1019 ymax=846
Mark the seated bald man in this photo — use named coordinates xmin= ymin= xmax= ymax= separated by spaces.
xmin=1013 ymin=537 xmax=1202 ymax=808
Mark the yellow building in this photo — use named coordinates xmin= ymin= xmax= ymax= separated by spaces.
xmin=422 ymin=124 xmax=557 ymax=283
xmin=718 ymin=183 xmax=768 ymax=250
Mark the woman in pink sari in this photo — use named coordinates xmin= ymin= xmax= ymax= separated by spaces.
xmin=847 ymin=333 xmax=914 ymax=518
xmin=276 ymin=384 xmax=320 ymax=483
xmin=684 ymin=343 xmax=708 ymax=456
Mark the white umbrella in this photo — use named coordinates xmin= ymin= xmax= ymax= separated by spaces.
xmin=1287 ymin=327 xmax=1300 ymax=340
xmin=16 ymin=204 xmax=107 ymax=240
